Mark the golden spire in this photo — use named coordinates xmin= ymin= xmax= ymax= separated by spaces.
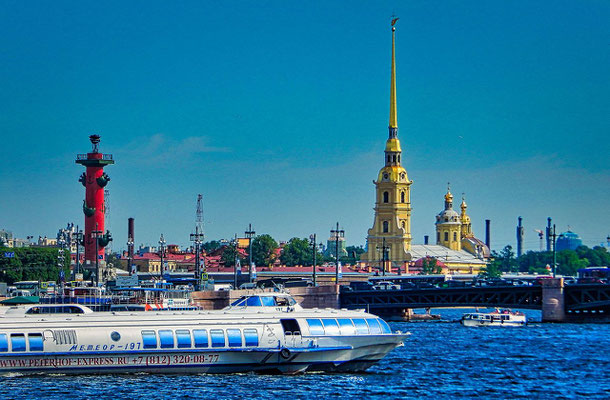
xmin=389 ymin=20 xmax=398 ymax=133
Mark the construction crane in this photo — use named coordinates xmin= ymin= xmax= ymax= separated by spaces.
xmin=534 ymin=229 xmax=544 ymax=251
xmin=191 ymin=194 xmax=205 ymax=290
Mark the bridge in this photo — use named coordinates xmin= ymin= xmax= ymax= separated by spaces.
xmin=340 ymin=280 xmax=610 ymax=322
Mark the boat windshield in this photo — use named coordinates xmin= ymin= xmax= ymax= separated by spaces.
xmin=229 ymin=295 xmax=296 ymax=307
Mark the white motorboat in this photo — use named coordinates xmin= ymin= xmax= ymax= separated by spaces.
xmin=461 ymin=308 xmax=527 ymax=327
xmin=0 ymin=292 xmax=408 ymax=374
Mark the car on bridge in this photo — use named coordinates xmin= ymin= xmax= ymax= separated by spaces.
xmin=372 ymin=281 xmax=400 ymax=290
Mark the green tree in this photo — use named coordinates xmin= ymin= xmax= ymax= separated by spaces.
xmin=490 ymin=245 xmax=518 ymax=273
xmin=479 ymin=261 xmax=502 ymax=279
xmin=280 ymin=238 xmax=312 ymax=266
xmin=556 ymin=250 xmax=588 ymax=276
xmin=0 ymin=246 xmax=70 ymax=284
xmin=419 ymin=257 xmax=442 ymax=275
xmin=251 ymin=234 xmax=278 ymax=267
xmin=202 ymin=240 xmax=222 ymax=254
xmin=220 ymin=244 xmax=245 ymax=268
xmin=345 ymin=245 xmax=365 ymax=264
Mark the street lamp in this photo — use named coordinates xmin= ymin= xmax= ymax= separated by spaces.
xmin=127 ymin=238 xmax=134 ymax=276
xmin=91 ymin=224 xmax=103 ymax=287
xmin=550 ymin=225 xmax=565 ymax=278
xmin=376 ymin=238 xmax=390 ymax=276
xmin=309 ymin=234 xmax=321 ymax=287
xmin=245 ymin=224 xmax=256 ymax=283
xmin=330 ymin=222 xmax=344 ymax=284
xmin=74 ymin=227 xmax=83 ymax=279
xmin=190 ymin=226 xmax=204 ymax=290
xmin=231 ymin=235 xmax=239 ymax=289
xmin=158 ymin=234 xmax=166 ymax=281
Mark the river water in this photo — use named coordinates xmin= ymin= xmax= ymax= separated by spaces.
xmin=1 ymin=309 xmax=608 ymax=399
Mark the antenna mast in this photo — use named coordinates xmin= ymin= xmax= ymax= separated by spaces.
xmin=196 ymin=194 xmax=204 ymax=234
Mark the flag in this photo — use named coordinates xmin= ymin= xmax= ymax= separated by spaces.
xmin=391 ymin=17 xmax=399 ymax=26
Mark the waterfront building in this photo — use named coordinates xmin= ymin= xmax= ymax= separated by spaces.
xmin=325 ymin=231 xmax=348 ymax=259
xmin=362 ymin=22 xmax=413 ymax=272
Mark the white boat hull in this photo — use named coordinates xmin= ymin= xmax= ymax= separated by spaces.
xmin=0 ymin=335 xmax=405 ymax=374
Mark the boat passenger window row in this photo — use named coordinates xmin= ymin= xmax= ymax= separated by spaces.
xmin=141 ymin=328 xmax=259 ymax=349
xmin=0 ymin=333 xmax=44 ymax=352
xmin=305 ymin=318 xmax=392 ymax=336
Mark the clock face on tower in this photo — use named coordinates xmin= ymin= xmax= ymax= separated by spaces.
xmin=383 ymin=173 xmax=389 ymax=180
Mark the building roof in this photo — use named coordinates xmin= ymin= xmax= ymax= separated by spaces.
xmin=409 ymin=245 xmax=486 ymax=265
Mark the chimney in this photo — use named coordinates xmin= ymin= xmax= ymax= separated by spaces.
xmin=424 ymin=235 xmax=429 ymax=245
xmin=517 ymin=216 xmax=524 ymax=257
xmin=485 ymin=219 xmax=491 ymax=249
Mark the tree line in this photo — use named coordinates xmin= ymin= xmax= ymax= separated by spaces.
xmin=480 ymin=244 xmax=609 ymax=279
xmin=202 ymin=235 xmax=366 ymax=268
xmin=0 ymin=246 xmax=71 ymax=285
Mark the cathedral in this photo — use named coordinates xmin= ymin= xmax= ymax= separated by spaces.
xmin=362 ymin=22 xmax=489 ymax=275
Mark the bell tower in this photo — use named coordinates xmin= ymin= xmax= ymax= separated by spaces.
xmin=364 ymin=20 xmax=413 ymax=272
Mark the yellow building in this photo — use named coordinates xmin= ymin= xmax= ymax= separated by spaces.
xmin=363 ymin=22 xmax=413 ymax=271
xmin=363 ymin=22 xmax=489 ymax=275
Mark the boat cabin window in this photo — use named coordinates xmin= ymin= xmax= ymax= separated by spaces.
xmin=26 ymin=305 xmax=85 ymax=314
xmin=193 ymin=330 xmax=209 ymax=348
xmin=337 ymin=319 xmax=356 ymax=335
xmin=243 ymin=329 xmax=259 ymax=347
xmin=261 ymin=296 xmax=276 ymax=307
xmin=141 ymin=330 xmax=157 ymax=349
xmin=378 ymin=319 xmax=392 ymax=334
xmin=0 ymin=334 xmax=8 ymax=352
xmin=352 ymin=319 xmax=369 ymax=335
xmin=230 ymin=297 xmax=247 ymax=307
xmin=11 ymin=334 xmax=26 ymax=352
xmin=366 ymin=319 xmax=382 ymax=334
xmin=227 ymin=329 xmax=242 ymax=347
xmin=158 ymin=330 xmax=174 ymax=349
xmin=28 ymin=333 xmax=43 ymax=351
xmin=210 ymin=329 xmax=225 ymax=348
xmin=175 ymin=330 xmax=191 ymax=348
xmin=321 ymin=319 xmax=340 ymax=335
xmin=306 ymin=319 xmax=325 ymax=335
xmin=275 ymin=297 xmax=291 ymax=307
xmin=280 ymin=319 xmax=301 ymax=335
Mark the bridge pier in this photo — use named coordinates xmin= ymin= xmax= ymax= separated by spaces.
xmin=541 ymin=278 xmax=565 ymax=322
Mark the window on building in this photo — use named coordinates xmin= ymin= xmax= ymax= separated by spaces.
xmin=176 ymin=330 xmax=192 ymax=348
xmin=352 ymin=319 xmax=369 ymax=335
xmin=453 ymin=232 xmax=457 ymax=241
xmin=398 ymin=155 xmax=401 ymax=163
xmin=401 ymin=192 xmax=405 ymax=203
xmin=193 ymin=329 xmax=208 ymax=348
xmin=141 ymin=330 xmax=157 ymax=349
xmin=28 ymin=333 xmax=43 ymax=351
xmin=210 ymin=329 xmax=225 ymax=348
xmin=158 ymin=330 xmax=174 ymax=349
xmin=243 ymin=329 xmax=259 ymax=347
xmin=437 ymin=232 xmax=440 ymax=242
xmin=10 ymin=334 xmax=26 ymax=352
xmin=392 ymin=155 xmax=396 ymax=163
xmin=444 ymin=232 xmax=449 ymax=241
xmin=0 ymin=334 xmax=8 ymax=352
xmin=387 ymin=155 xmax=391 ymax=163
xmin=401 ymin=221 xmax=406 ymax=229
xmin=306 ymin=319 xmax=325 ymax=335
xmin=383 ymin=191 xmax=389 ymax=203
xmin=227 ymin=329 xmax=242 ymax=347
xmin=383 ymin=221 xmax=389 ymax=233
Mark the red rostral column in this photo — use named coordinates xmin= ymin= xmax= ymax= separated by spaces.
xmin=76 ymin=135 xmax=114 ymax=266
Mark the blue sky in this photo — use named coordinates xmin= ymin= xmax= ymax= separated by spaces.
xmin=1 ymin=1 xmax=609 ymax=252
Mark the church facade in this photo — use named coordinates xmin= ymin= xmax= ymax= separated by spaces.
xmin=363 ymin=23 xmax=489 ymax=275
